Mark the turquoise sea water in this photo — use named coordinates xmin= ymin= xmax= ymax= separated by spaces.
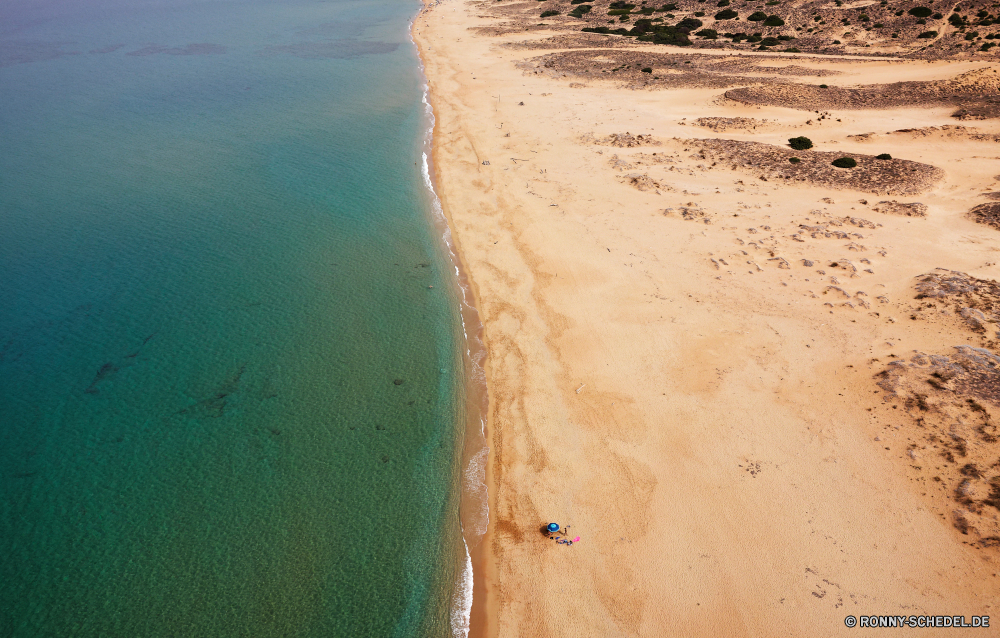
xmin=0 ymin=0 xmax=469 ymax=635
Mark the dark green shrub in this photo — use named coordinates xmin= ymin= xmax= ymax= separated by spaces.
xmin=582 ymin=25 xmax=630 ymax=33
xmin=763 ymin=15 xmax=784 ymax=26
xmin=748 ymin=11 xmax=768 ymax=21
xmin=932 ymin=12 xmax=942 ymax=19
xmin=609 ymin=1 xmax=634 ymax=7
xmin=608 ymin=9 xmax=632 ymax=15
xmin=660 ymin=2 xmax=678 ymax=9
xmin=788 ymin=136 xmax=813 ymax=150
xmin=789 ymin=157 xmax=801 ymax=163
xmin=748 ymin=34 xmax=762 ymax=42
xmin=714 ymin=8 xmax=738 ymax=19
xmin=638 ymin=7 xmax=655 ymax=15
xmin=694 ymin=11 xmax=705 ymax=16
xmin=917 ymin=30 xmax=938 ymax=38
xmin=760 ymin=36 xmax=780 ymax=45
xmin=568 ymin=4 xmax=592 ymax=17
xmin=819 ymin=83 xmax=828 ymax=88
xmin=677 ymin=17 xmax=703 ymax=29
xmin=981 ymin=42 xmax=996 ymax=50
xmin=541 ymin=10 xmax=559 ymax=17
xmin=695 ymin=28 xmax=718 ymax=38
xmin=784 ymin=46 xmax=800 ymax=52
xmin=965 ymin=31 xmax=979 ymax=40
xmin=908 ymin=6 xmax=933 ymax=18
xmin=717 ymin=0 xmax=729 ymax=5
xmin=832 ymin=157 xmax=857 ymax=168
xmin=875 ymin=153 xmax=892 ymax=160
xmin=641 ymin=67 xmax=652 ymax=72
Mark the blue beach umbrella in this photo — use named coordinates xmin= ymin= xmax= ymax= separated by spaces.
xmin=547 ymin=523 xmax=560 ymax=533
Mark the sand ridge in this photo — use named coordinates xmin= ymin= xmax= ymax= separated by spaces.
xmin=413 ymin=1 xmax=1000 ymax=636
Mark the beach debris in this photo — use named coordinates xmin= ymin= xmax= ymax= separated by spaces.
xmin=576 ymin=384 xmax=585 ymax=394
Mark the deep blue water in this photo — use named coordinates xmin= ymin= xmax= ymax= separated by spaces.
xmin=0 ymin=0 xmax=467 ymax=635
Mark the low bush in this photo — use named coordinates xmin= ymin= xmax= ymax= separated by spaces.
xmin=582 ymin=26 xmax=630 ymax=34
xmin=568 ymin=4 xmax=592 ymax=17
xmin=659 ymin=2 xmax=678 ymax=9
xmin=608 ymin=1 xmax=634 ymax=7
xmin=908 ymin=6 xmax=933 ymax=18
xmin=789 ymin=157 xmax=801 ymax=163
xmin=788 ymin=136 xmax=813 ymax=150
xmin=694 ymin=11 xmax=705 ymax=16
xmin=676 ymin=17 xmax=703 ymax=30
xmin=763 ymin=15 xmax=784 ymax=26
xmin=832 ymin=157 xmax=857 ymax=168
xmin=819 ymin=83 xmax=828 ymax=88
xmin=784 ymin=46 xmax=800 ymax=52
xmin=641 ymin=67 xmax=652 ymax=73
xmin=875 ymin=153 xmax=892 ymax=160
xmin=608 ymin=9 xmax=632 ymax=15
xmin=629 ymin=20 xmax=693 ymax=44
xmin=714 ymin=8 xmax=738 ymax=19
xmin=695 ymin=28 xmax=718 ymax=38
xmin=917 ymin=30 xmax=938 ymax=38
xmin=541 ymin=10 xmax=559 ymax=17
xmin=748 ymin=11 xmax=768 ymax=21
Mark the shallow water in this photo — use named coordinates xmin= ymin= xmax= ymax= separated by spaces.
xmin=0 ymin=0 xmax=466 ymax=635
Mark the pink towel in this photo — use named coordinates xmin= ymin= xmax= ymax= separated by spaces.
xmin=573 ymin=537 xmax=580 ymax=542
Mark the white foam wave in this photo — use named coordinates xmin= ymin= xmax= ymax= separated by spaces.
xmin=412 ymin=20 xmax=490 ymax=638
xmin=450 ymin=535 xmax=474 ymax=637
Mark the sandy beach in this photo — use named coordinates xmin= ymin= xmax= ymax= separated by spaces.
xmin=414 ymin=1 xmax=1000 ymax=634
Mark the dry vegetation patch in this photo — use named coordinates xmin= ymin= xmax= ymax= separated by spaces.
xmin=872 ymin=201 xmax=928 ymax=217
xmin=876 ymin=345 xmax=1000 ymax=549
xmin=687 ymin=138 xmax=943 ymax=195
xmin=691 ymin=116 xmax=774 ymax=132
xmin=725 ymin=69 xmax=1000 ymax=118
xmin=968 ymin=202 xmax=1000 ymax=230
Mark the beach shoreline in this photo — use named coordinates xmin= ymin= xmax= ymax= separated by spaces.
xmin=412 ymin=8 xmax=495 ymax=638
xmin=414 ymin=0 xmax=1000 ymax=635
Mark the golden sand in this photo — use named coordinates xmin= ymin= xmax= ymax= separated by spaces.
xmin=414 ymin=2 xmax=1000 ymax=635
